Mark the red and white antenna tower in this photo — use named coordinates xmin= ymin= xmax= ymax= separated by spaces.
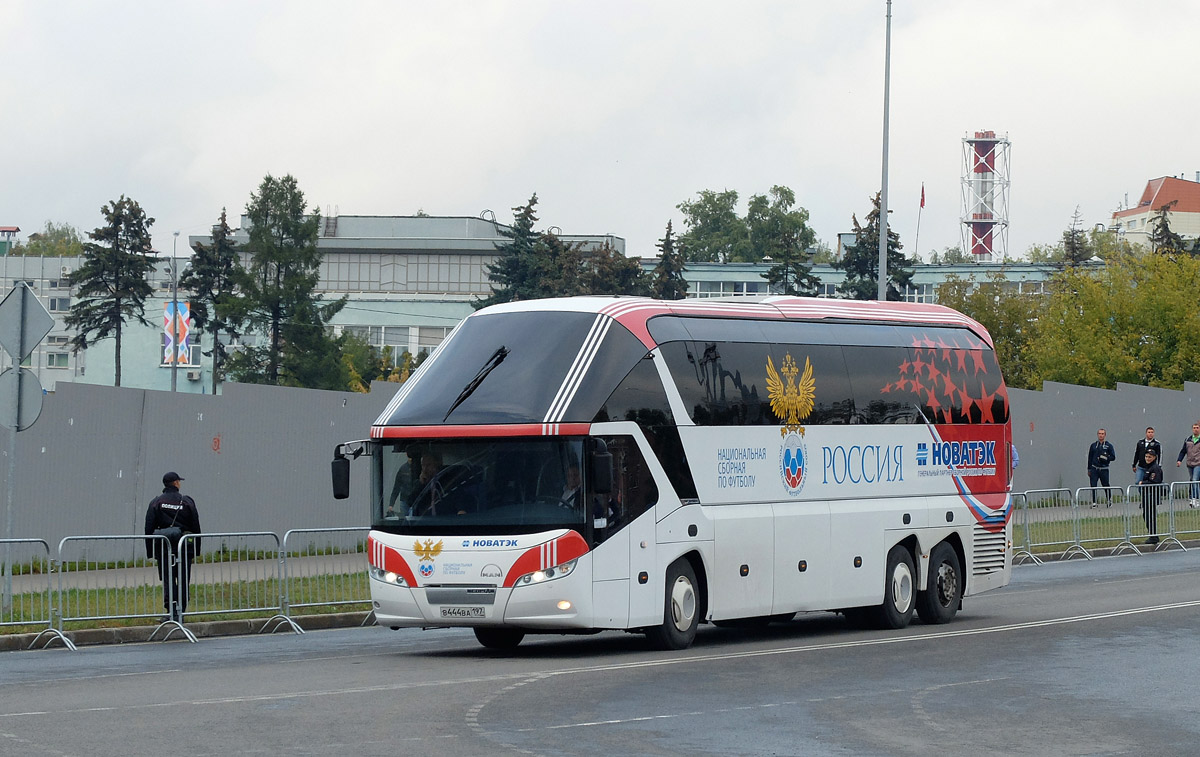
xmin=960 ymin=131 xmax=1010 ymax=262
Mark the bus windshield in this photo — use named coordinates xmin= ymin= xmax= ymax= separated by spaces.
xmin=371 ymin=438 xmax=588 ymax=533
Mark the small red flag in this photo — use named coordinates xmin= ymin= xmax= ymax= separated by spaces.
xmin=920 ymin=184 xmax=925 ymax=209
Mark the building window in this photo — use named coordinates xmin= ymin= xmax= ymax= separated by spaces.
xmin=47 ymin=335 xmax=70 ymax=346
xmin=48 ymin=279 xmax=69 ymax=289
xmin=46 ymin=352 xmax=69 ymax=369
xmin=48 ymin=297 xmax=71 ymax=312
xmin=688 ymin=280 xmax=768 ymax=298
xmin=903 ymin=283 xmax=936 ymax=303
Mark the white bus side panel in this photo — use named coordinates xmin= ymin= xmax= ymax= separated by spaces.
xmin=771 ymin=500 xmax=832 ymax=613
xmin=709 ymin=506 xmax=775 ymax=620
xmin=591 ymin=528 xmax=631 ymax=627
xmin=827 ymin=502 xmax=888 ymax=608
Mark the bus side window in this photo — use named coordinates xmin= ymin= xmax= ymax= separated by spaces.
xmin=593 ymin=436 xmax=658 ymax=542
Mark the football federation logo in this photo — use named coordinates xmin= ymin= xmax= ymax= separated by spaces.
xmin=414 ymin=539 xmax=443 ymax=578
xmin=780 ymin=432 xmax=808 ymax=496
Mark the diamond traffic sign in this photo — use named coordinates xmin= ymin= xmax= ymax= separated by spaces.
xmin=0 ymin=283 xmax=54 ymax=361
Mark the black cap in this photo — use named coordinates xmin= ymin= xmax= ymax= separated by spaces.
xmin=163 ymin=471 xmax=184 ymax=485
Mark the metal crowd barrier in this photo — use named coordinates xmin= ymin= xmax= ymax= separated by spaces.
xmin=1076 ymin=485 xmax=1135 ymax=559
xmin=1171 ymin=480 xmax=1200 ymax=541
xmin=1 ymin=538 xmax=74 ymax=650
xmin=57 ymin=534 xmax=195 ymax=644
xmin=1021 ymin=488 xmax=1079 ymax=558
xmin=1009 ymin=493 xmax=1037 ymax=564
xmin=281 ymin=528 xmax=371 ymax=626
xmin=177 ymin=531 xmax=302 ymax=635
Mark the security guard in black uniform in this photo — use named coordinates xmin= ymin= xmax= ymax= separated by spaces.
xmin=144 ymin=472 xmax=202 ymax=621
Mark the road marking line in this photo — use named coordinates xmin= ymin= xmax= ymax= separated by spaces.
xmin=3 ymin=600 xmax=1199 ymax=719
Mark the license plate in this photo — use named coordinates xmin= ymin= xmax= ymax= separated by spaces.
xmin=440 ymin=606 xmax=485 ymax=618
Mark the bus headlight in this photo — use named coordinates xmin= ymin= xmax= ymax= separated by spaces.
xmin=370 ymin=566 xmax=408 ymax=587
xmin=515 ymin=559 xmax=578 ymax=587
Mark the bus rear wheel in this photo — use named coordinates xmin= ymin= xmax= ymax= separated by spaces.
xmin=646 ymin=558 xmax=699 ymax=650
xmin=871 ymin=545 xmax=915 ymax=629
xmin=474 ymin=627 xmax=525 ymax=650
xmin=916 ymin=542 xmax=962 ymax=625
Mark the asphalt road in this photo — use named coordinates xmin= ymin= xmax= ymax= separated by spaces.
xmin=4 ymin=551 xmax=1200 ymax=757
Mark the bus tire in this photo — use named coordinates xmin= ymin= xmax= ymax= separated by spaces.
xmin=916 ymin=542 xmax=962 ymax=625
xmin=473 ymin=627 xmax=525 ymax=650
xmin=646 ymin=558 xmax=699 ymax=650
xmin=872 ymin=545 xmax=916 ymax=629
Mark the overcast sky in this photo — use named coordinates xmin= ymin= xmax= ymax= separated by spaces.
xmin=2 ymin=1 xmax=1197 ymax=262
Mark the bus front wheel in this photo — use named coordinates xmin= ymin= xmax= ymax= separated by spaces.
xmin=646 ymin=559 xmax=699 ymax=650
xmin=916 ymin=542 xmax=962 ymax=624
xmin=474 ymin=627 xmax=525 ymax=650
xmin=872 ymin=545 xmax=915 ymax=629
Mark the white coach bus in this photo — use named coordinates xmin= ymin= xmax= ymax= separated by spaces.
xmin=332 ymin=296 xmax=1013 ymax=650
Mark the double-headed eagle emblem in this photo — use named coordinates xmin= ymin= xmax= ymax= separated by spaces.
xmin=766 ymin=353 xmax=815 ymax=437
xmin=414 ymin=539 xmax=444 ymax=561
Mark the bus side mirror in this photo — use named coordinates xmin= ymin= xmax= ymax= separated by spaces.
xmin=332 ymin=455 xmax=350 ymax=500
xmin=591 ymin=446 xmax=613 ymax=495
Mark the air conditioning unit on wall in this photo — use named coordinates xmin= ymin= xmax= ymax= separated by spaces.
xmin=186 ymin=369 xmax=201 ymax=381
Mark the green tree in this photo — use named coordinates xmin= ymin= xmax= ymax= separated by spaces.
xmin=581 ymin=241 xmax=648 ymax=296
xmin=746 ymin=186 xmax=816 ymax=262
xmin=10 ymin=221 xmax=84 ymax=257
xmin=478 ymin=195 xmax=543 ymax=307
xmin=651 ymin=221 xmax=688 ymax=300
xmin=834 ymin=192 xmax=914 ymax=300
xmin=676 ymin=189 xmax=748 ymax=262
xmin=936 ymin=271 xmax=1042 ymax=389
xmin=224 ymin=174 xmax=347 ymax=387
xmin=1030 ymin=249 xmax=1200 ymax=389
xmin=762 ymin=228 xmax=820 ymax=296
xmin=929 ymin=245 xmax=971 ymax=264
xmin=179 ymin=208 xmax=241 ymax=395
xmin=1148 ymin=200 xmax=1186 ymax=256
xmin=63 ymin=196 xmax=156 ymax=387
xmin=1062 ymin=206 xmax=1094 ymax=266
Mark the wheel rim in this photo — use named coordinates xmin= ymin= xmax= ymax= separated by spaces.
xmin=669 ymin=575 xmax=696 ymax=632
xmin=891 ymin=560 xmax=913 ymax=614
xmin=934 ymin=561 xmax=959 ymax=608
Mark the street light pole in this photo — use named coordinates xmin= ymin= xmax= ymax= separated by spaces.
xmin=171 ymin=231 xmax=179 ymax=392
xmin=878 ymin=0 xmax=892 ymax=302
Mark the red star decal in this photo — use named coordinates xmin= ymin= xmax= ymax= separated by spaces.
xmin=955 ymin=350 xmax=968 ymax=373
xmin=970 ymin=350 xmax=987 ymax=376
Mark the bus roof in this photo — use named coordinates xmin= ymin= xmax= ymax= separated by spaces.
xmin=480 ymin=296 xmax=993 ymax=350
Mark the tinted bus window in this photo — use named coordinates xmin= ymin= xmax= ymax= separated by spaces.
xmin=658 ymin=341 xmax=852 ymax=426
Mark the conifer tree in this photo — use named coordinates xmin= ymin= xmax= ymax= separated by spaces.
xmin=834 ymin=192 xmax=914 ymax=301
xmin=651 ymin=221 xmax=688 ymax=300
xmin=180 ymin=208 xmax=241 ymax=394
xmin=224 ymin=174 xmax=347 ymax=387
xmin=64 ymin=196 xmax=156 ymax=386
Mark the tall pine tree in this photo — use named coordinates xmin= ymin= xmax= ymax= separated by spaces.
xmin=225 ymin=174 xmax=347 ymax=388
xmin=478 ymin=195 xmax=543 ymax=308
xmin=834 ymin=192 xmax=914 ymax=301
xmin=179 ymin=208 xmax=241 ymax=394
xmin=651 ymin=221 xmax=688 ymax=300
xmin=64 ymin=196 xmax=156 ymax=386
xmin=1149 ymin=200 xmax=1186 ymax=255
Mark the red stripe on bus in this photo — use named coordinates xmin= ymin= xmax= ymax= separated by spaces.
xmin=371 ymin=424 xmax=591 ymax=439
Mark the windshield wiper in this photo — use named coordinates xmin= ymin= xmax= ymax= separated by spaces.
xmin=443 ymin=346 xmax=509 ymax=422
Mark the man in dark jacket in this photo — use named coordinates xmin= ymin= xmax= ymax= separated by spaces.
xmin=1132 ymin=427 xmax=1162 ymax=484
xmin=144 ymin=471 xmax=202 ymax=622
xmin=1086 ymin=428 xmax=1116 ymax=505
xmin=1138 ymin=450 xmax=1164 ymax=545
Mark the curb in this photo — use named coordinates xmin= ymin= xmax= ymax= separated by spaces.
xmin=0 ymin=611 xmax=376 ymax=652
